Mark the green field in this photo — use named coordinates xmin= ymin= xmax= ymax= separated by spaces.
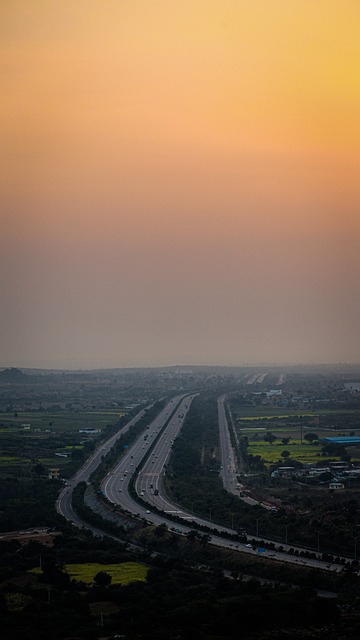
xmin=0 ymin=410 xmax=125 ymax=433
xmin=234 ymin=406 xmax=360 ymax=418
xmin=64 ymin=562 xmax=149 ymax=585
xmin=238 ymin=413 xmax=316 ymax=421
xmin=247 ymin=441 xmax=335 ymax=465
xmin=235 ymin=407 xmax=360 ymax=466
xmin=0 ymin=410 xmax=126 ymax=478
xmin=0 ymin=456 xmax=31 ymax=474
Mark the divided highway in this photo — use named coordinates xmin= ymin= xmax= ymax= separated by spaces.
xmin=56 ymin=407 xmax=147 ymax=531
xmin=102 ymin=395 xmax=197 ymax=530
xmin=56 ymin=393 xmax=353 ymax=574
xmin=101 ymin=394 xmax=240 ymax=537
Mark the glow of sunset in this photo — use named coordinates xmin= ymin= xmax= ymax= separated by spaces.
xmin=1 ymin=0 xmax=360 ymax=369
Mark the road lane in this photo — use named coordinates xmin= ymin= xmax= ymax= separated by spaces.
xmin=56 ymin=407 xmax=147 ymax=527
xmin=57 ymin=393 xmax=356 ymax=574
xmin=102 ymin=395 xmax=195 ymax=520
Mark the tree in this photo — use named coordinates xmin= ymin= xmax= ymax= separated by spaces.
xmin=318 ymin=471 xmax=332 ymax=482
xmin=304 ymin=433 xmax=319 ymax=443
xmin=40 ymin=561 xmax=70 ymax=587
xmin=186 ymin=530 xmax=200 ymax=543
xmin=264 ymin=432 xmax=277 ymax=445
xmin=321 ymin=442 xmax=346 ymax=457
xmin=154 ymin=523 xmax=168 ymax=537
xmin=94 ymin=570 xmax=112 ymax=587
xmin=281 ymin=450 xmax=291 ymax=460
xmin=0 ymin=592 xmax=7 ymax=615
xmin=71 ymin=449 xmax=84 ymax=461
xmin=281 ymin=437 xmax=290 ymax=445
xmin=33 ymin=463 xmax=46 ymax=476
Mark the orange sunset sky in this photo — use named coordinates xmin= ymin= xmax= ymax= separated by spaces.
xmin=1 ymin=0 xmax=360 ymax=369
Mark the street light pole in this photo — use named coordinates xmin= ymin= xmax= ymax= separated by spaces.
xmin=256 ymin=518 xmax=260 ymax=538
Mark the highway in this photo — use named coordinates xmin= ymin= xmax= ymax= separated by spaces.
xmin=105 ymin=394 xmax=352 ymax=573
xmin=218 ymin=395 xmax=259 ymax=506
xmin=56 ymin=393 xmax=356 ymax=574
xmin=99 ymin=396 xmax=344 ymax=572
xmin=56 ymin=407 xmax=147 ymax=529
xmin=101 ymin=394 xmax=244 ymax=538
xmin=218 ymin=395 xmax=239 ymax=494
xmin=102 ymin=395 xmax=197 ymax=527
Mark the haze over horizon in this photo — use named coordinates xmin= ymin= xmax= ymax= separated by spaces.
xmin=1 ymin=1 xmax=360 ymax=370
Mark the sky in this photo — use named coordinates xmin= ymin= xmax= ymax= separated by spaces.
xmin=1 ymin=0 xmax=360 ymax=369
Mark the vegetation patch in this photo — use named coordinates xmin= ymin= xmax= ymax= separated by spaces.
xmin=0 ymin=409 xmax=129 ymax=480
xmin=64 ymin=561 xmax=149 ymax=585
xmin=248 ymin=442 xmax=324 ymax=465
xmin=239 ymin=413 xmax=316 ymax=421
xmin=5 ymin=592 xmax=33 ymax=612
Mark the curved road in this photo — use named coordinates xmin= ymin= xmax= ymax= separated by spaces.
xmin=56 ymin=394 xmax=354 ymax=574
xmin=56 ymin=407 xmax=147 ymax=529
xmin=102 ymin=395 xmax=196 ymax=528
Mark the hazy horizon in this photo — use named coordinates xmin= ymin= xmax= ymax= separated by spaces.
xmin=3 ymin=361 xmax=359 ymax=375
xmin=2 ymin=1 xmax=360 ymax=370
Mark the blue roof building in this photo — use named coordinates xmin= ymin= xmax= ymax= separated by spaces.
xmin=321 ymin=436 xmax=360 ymax=446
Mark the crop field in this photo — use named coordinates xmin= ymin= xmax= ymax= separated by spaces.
xmin=235 ymin=407 xmax=360 ymax=466
xmin=0 ymin=455 xmax=31 ymax=474
xmin=64 ymin=562 xmax=149 ymax=585
xmin=247 ymin=441 xmax=336 ymax=465
xmin=0 ymin=410 xmax=125 ymax=434
xmin=238 ymin=412 xmax=316 ymax=421
xmin=0 ymin=410 xmax=126 ymax=478
xmin=233 ymin=405 xmax=360 ymax=419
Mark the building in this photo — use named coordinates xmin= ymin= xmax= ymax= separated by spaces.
xmin=329 ymin=480 xmax=344 ymax=490
xmin=48 ymin=468 xmax=60 ymax=480
xmin=321 ymin=436 xmax=360 ymax=446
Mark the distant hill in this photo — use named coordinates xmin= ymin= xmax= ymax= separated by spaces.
xmin=0 ymin=367 xmax=28 ymax=383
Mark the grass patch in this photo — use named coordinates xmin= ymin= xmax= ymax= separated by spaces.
xmin=0 ymin=409 xmax=126 ymax=478
xmin=248 ymin=442 xmax=326 ymax=465
xmin=239 ymin=413 xmax=315 ymax=421
xmin=0 ymin=457 xmax=30 ymax=472
xmin=0 ymin=411 xmax=125 ymax=433
xmin=64 ymin=562 xmax=149 ymax=585
xmin=5 ymin=592 xmax=33 ymax=612
xmin=248 ymin=440 xmax=360 ymax=466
